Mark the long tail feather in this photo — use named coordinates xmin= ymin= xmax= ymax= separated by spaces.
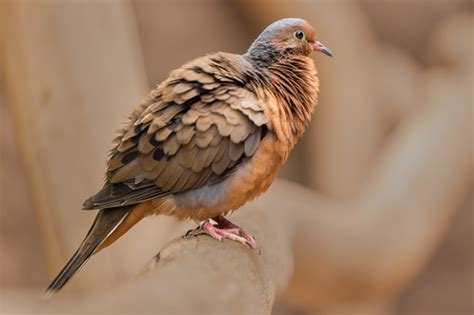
xmin=95 ymin=203 xmax=148 ymax=252
xmin=45 ymin=206 xmax=132 ymax=296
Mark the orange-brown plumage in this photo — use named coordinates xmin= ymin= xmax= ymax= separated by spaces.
xmin=46 ymin=18 xmax=331 ymax=295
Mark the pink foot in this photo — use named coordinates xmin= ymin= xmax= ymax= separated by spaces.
xmin=186 ymin=215 xmax=257 ymax=249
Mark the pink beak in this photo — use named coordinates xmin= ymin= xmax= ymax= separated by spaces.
xmin=309 ymin=40 xmax=333 ymax=57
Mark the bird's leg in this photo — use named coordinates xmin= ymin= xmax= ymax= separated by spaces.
xmin=186 ymin=216 xmax=257 ymax=249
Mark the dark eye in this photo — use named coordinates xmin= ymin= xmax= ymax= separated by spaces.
xmin=294 ymin=30 xmax=305 ymax=40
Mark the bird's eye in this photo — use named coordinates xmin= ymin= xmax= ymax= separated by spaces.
xmin=294 ymin=30 xmax=305 ymax=40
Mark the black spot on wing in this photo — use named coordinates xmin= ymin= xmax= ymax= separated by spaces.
xmin=131 ymin=134 xmax=140 ymax=144
xmin=121 ymin=151 xmax=138 ymax=164
xmin=150 ymin=135 xmax=159 ymax=146
xmin=153 ymin=148 xmax=165 ymax=161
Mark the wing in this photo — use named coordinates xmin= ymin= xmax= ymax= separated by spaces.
xmin=83 ymin=54 xmax=267 ymax=210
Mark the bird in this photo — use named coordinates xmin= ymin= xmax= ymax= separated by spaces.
xmin=46 ymin=17 xmax=332 ymax=295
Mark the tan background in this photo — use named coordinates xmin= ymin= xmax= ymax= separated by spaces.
xmin=0 ymin=0 xmax=472 ymax=314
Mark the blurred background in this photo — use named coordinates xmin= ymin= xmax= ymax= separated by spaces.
xmin=0 ymin=0 xmax=472 ymax=314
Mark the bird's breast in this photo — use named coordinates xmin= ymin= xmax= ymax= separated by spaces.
xmin=161 ymin=133 xmax=287 ymax=221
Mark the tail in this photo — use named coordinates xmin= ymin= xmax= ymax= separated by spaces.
xmin=45 ymin=206 xmax=133 ymax=296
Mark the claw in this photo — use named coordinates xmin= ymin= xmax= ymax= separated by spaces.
xmin=185 ymin=216 xmax=258 ymax=250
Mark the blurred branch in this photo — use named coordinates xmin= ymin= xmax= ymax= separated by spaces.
xmin=283 ymin=71 xmax=472 ymax=311
xmin=2 ymin=186 xmax=299 ymax=313
xmin=1 ymin=0 xmax=165 ymax=293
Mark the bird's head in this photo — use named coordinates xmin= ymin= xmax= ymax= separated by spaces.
xmin=245 ymin=18 xmax=332 ymax=67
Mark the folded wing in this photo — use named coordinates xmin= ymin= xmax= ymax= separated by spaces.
xmin=83 ymin=54 xmax=267 ymax=210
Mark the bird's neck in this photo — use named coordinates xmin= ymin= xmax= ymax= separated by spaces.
xmin=250 ymin=56 xmax=319 ymax=148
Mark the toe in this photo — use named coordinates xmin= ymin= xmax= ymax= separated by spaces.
xmin=221 ymin=232 xmax=250 ymax=247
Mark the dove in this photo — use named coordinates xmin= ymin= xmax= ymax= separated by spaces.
xmin=46 ymin=18 xmax=332 ymax=295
